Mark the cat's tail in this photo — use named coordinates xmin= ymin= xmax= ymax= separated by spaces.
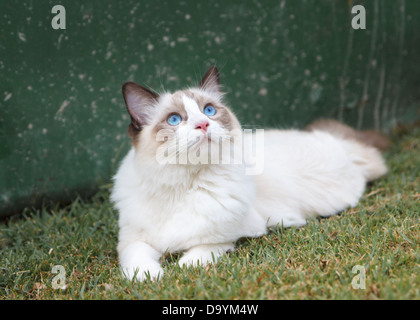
xmin=305 ymin=118 xmax=391 ymax=152
xmin=340 ymin=139 xmax=388 ymax=181
xmin=305 ymin=119 xmax=388 ymax=181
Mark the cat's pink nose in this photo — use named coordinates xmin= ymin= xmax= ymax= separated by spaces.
xmin=195 ymin=121 xmax=209 ymax=132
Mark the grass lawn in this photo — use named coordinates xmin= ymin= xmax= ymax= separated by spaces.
xmin=0 ymin=128 xmax=419 ymax=300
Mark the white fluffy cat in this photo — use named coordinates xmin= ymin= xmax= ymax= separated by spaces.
xmin=111 ymin=67 xmax=387 ymax=281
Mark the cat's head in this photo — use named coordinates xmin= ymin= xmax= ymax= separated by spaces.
xmin=121 ymin=67 xmax=242 ymax=164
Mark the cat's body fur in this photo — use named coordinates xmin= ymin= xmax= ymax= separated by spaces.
xmin=111 ymin=67 xmax=387 ymax=281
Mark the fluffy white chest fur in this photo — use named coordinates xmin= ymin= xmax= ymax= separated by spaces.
xmin=113 ymin=150 xmax=265 ymax=254
xmin=111 ymin=67 xmax=387 ymax=281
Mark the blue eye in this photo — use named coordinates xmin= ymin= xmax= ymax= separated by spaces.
xmin=167 ymin=113 xmax=182 ymax=126
xmin=203 ymin=105 xmax=216 ymax=116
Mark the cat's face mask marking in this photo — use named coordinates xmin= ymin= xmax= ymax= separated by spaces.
xmin=121 ymin=67 xmax=242 ymax=164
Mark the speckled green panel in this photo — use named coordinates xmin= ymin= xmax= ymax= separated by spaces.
xmin=1 ymin=0 xmax=419 ymax=216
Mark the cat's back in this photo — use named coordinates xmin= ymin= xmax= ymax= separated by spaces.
xmin=259 ymin=128 xmax=351 ymax=168
xmin=253 ymin=129 xmax=367 ymax=225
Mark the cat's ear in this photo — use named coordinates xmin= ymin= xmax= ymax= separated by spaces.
xmin=199 ymin=66 xmax=220 ymax=94
xmin=122 ymin=82 xmax=159 ymax=130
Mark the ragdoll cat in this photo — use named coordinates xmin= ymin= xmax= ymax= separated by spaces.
xmin=111 ymin=66 xmax=388 ymax=281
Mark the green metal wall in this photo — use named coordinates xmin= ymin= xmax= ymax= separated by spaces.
xmin=1 ymin=0 xmax=419 ymax=217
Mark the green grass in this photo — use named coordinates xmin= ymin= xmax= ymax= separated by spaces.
xmin=1 ymin=129 xmax=419 ymax=300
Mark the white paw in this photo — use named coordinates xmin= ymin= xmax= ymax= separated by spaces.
xmin=178 ymin=253 xmax=214 ymax=268
xmin=178 ymin=244 xmax=233 ymax=268
xmin=119 ymin=241 xmax=163 ymax=282
xmin=121 ymin=265 xmax=163 ymax=282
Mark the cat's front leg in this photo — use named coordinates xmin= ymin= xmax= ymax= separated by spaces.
xmin=119 ymin=241 xmax=163 ymax=282
xmin=178 ymin=243 xmax=235 ymax=268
